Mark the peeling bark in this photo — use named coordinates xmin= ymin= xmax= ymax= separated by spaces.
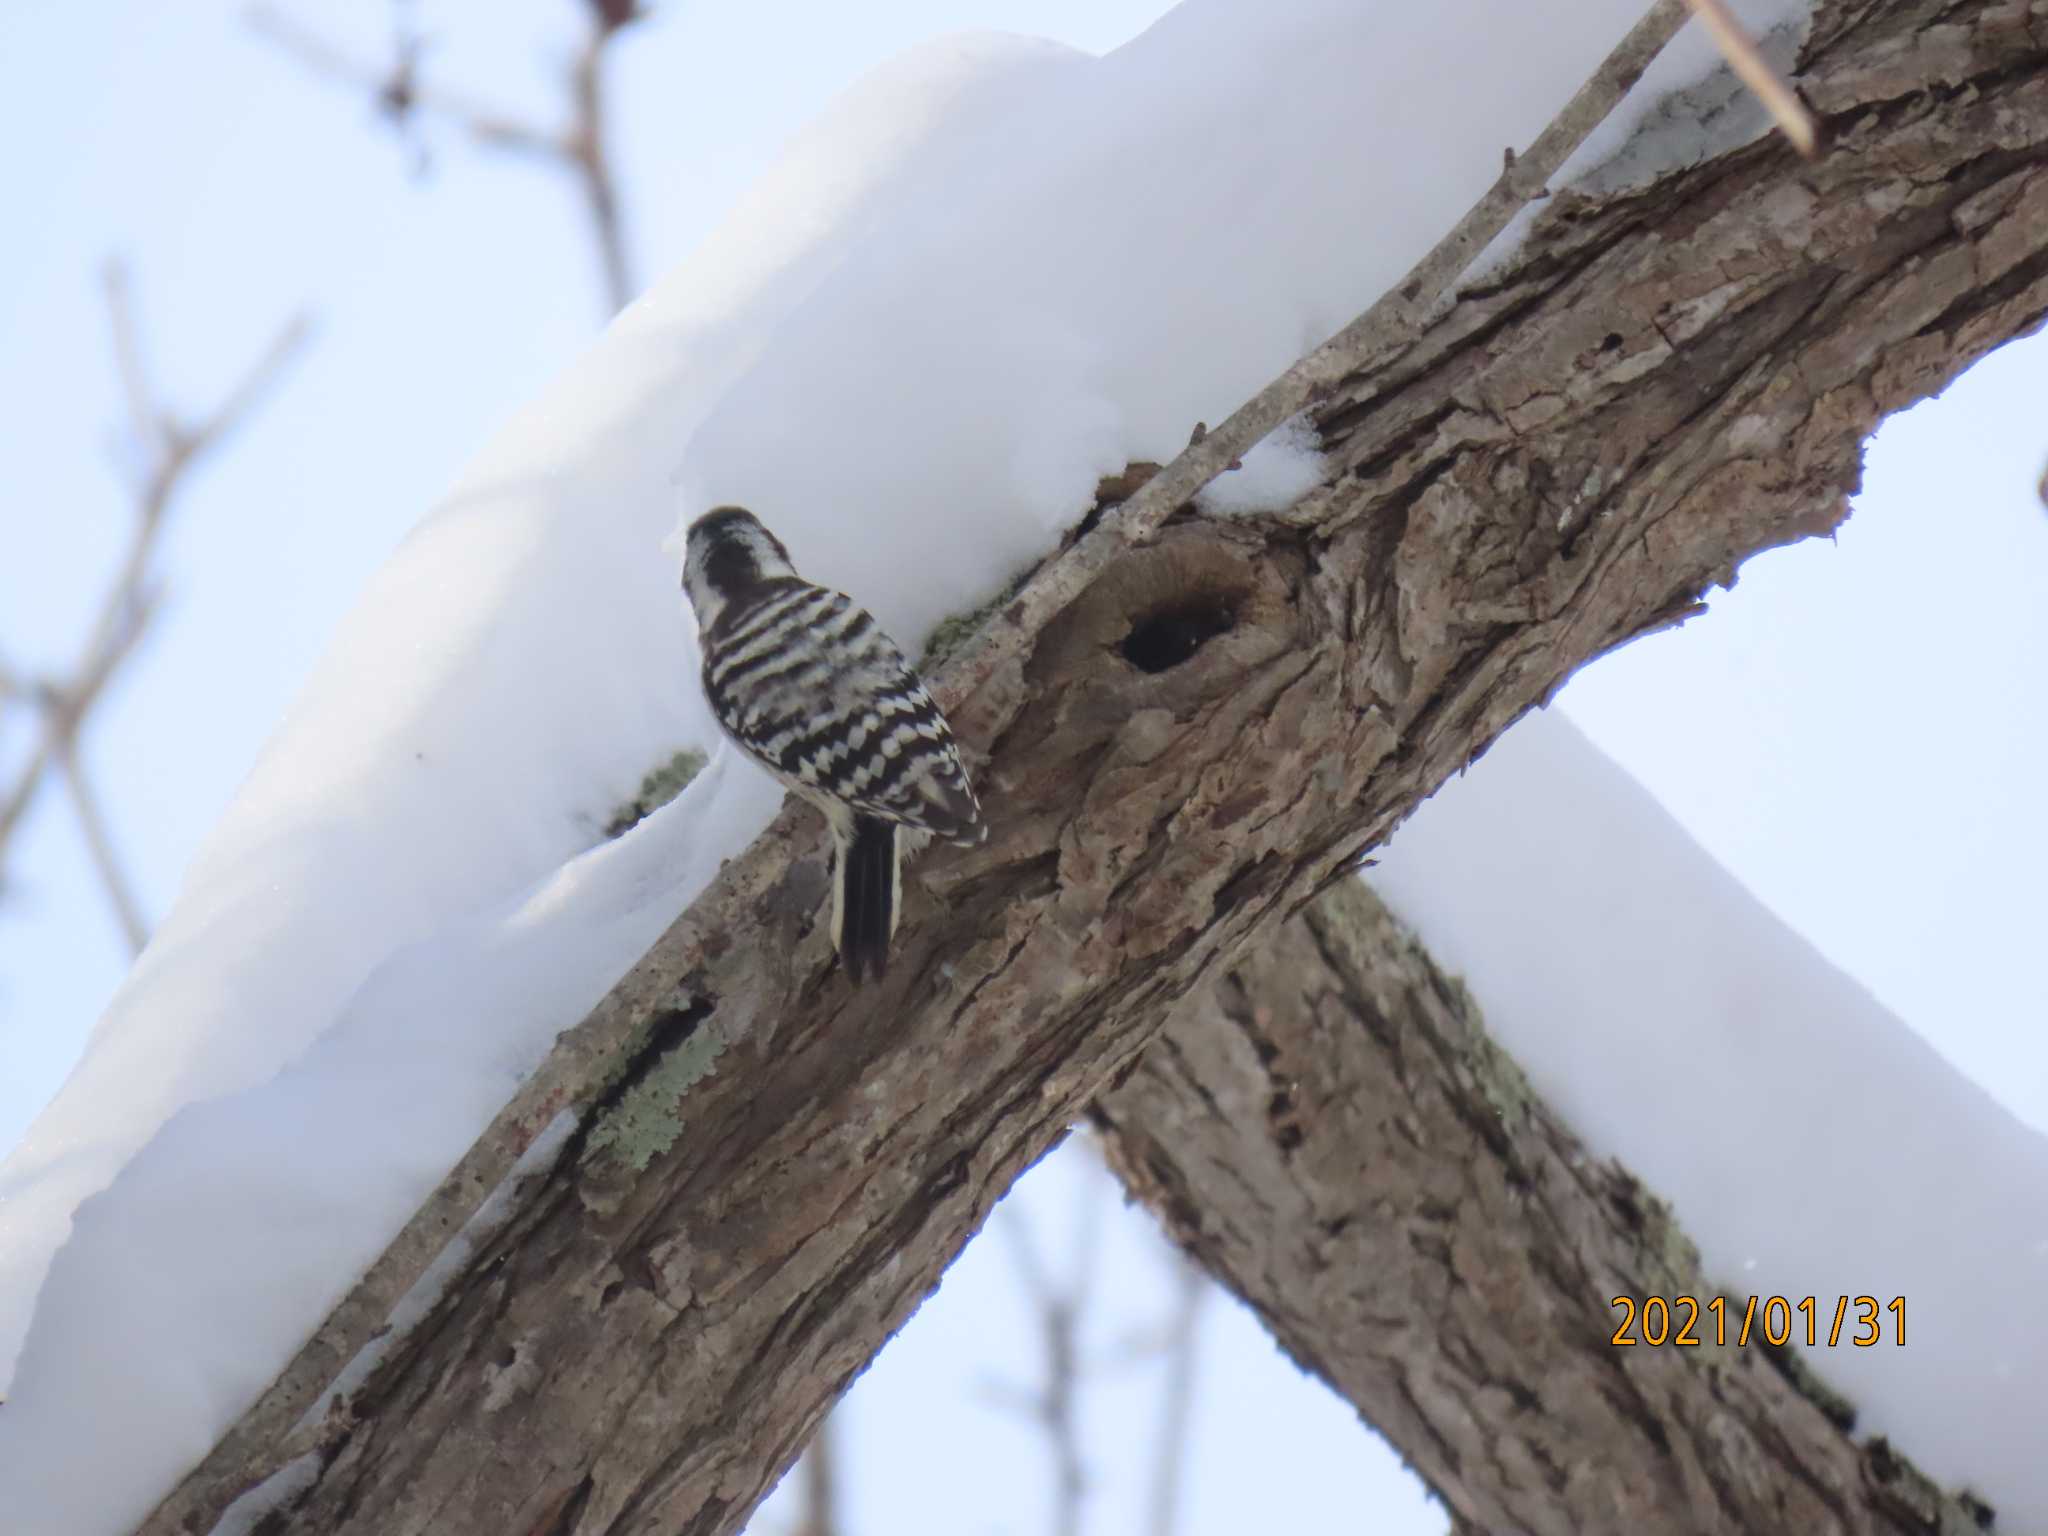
xmin=1095 ymin=880 xmax=1994 ymax=1536
xmin=145 ymin=3 xmax=2048 ymax=1532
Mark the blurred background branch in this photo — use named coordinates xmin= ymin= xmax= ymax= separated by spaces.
xmin=248 ymin=0 xmax=644 ymax=315
xmin=1147 ymin=1253 xmax=1205 ymax=1536
xmin=788 ymin=1420 xmax=839 ymax=1536
xmin=0 ymin=261 xmax=307 ymax=952
xmin=999 ymin=1166 xmax=1105 ymax=1536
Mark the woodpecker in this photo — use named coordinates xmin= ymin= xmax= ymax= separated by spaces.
xmin=680 ymin=506 xmax=985 ymax=982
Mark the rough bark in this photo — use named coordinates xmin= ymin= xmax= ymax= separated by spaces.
xmin=1096 ymin=880 xmax=1994 ymax=1536
xmin=149 ymin=2 xmax=2048 ymax=1532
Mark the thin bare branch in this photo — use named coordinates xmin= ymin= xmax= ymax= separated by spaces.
xmin=102 ymin=261 xmax=164 ymax=460
xmin=242 ymin=4 xmax=385 ymax=92
xmin=566 ymin=28 xmax=632 ymax=314
xmin=0 ymin=749 xmax=46 ymax=872
xmin=1681 ymin=0 xmax=1819 ymax=157
xmin=54 ymin=737 xmax=149 ymax=954
xmin=1147 ymin=1256 xmax=1205 ymax=1536
xmin=191 ymin=313 xmax=316 ymax=454
xmin=242 ymin=5 xmax=548 ymax=154
xmin=937 ymin=0 xmax=1695 ymax=719
xmin=789 ymin=1418 xmax=838 ymax=1536
xmin=0 ymin=584 xmax=156 ymax=883
xmin=0 ymin=266 xmax=307 ymax=942
xmin=999 ymin=1200 xmax=1057 ymax=1312
xmin=997 ymin=1169 xmax=1107 ymax=1536
xmin=248 ymin=3 xmax=637 ymax=312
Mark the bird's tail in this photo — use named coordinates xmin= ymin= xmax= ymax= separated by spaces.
xmin=833 ymin=814 xmax=900 ymax=983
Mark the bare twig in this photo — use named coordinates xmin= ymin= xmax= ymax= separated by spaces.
xmin=248 ymin=3 xmax=640 ymax=314
xmin=1147 ymin=1257 xmax=1206 ymax=1536
xmin=565 ymin=25 xmax=632 ymax=312
xmin=0 ymin=261 xmax=308 ymax=950
xmin=999 ymin=1172 xmax=1106 ymax=1536
xmin=190 ymin=316 xmax=318 ymax=453
xmin=938 ymin=0 xmax=1695 ymax=720
xmin=54 ymin=737 xmax=149 ymax=953
xmin=789 ymin=1418 xmax=839 ymax=1536
xmin=1680 ymin=0 xmax=1819 ymax=157
xmin=105 ymin=263 xmax=165 ymax=459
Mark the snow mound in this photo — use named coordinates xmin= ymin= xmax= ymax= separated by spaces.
xmin=1374 ymin=708 xmax=2048 ymax=1525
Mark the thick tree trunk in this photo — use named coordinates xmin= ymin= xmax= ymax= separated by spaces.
xmin=1095 ymin=880 xmax=1993 ymax=1536
xmin=147 ymin=3 xmax=2048 ymax=1532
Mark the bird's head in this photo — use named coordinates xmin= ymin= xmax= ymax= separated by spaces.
xmin=681 ymin=505 xmax=798 ymax=631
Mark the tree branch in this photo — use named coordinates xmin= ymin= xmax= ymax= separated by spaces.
xmin=134 ymin=3 xmax=2048 ymax=1531
xmin=935 ymin=0 xmax=1694 ymax=721
xmin=1093 ymin=879 xmax=1990 ymax=1535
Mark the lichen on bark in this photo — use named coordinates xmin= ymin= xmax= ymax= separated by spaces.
xmin=585 ymin=1016 xmax=729 ymax=1172
xmin=605 ymin=747 xmax=710 ymax=838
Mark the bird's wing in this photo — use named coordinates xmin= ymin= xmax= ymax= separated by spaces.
xmin=837 ymin=671 xmax=983 ymax=844
xmin=709 ymin=591 xmax=983 ymax=844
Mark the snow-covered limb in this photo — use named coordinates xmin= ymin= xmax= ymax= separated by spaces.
xmin=932 ymin=0 xmax=1697 ymax=718
xmin=1097 ymin=722 xmax=2010 ymax=1535
xmin=96 ymin=2 xmax=2048 ymax=1532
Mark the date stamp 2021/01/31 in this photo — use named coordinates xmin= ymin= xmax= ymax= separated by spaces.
xmin=1611 ymin=1295 xmax=1905 ymax=1348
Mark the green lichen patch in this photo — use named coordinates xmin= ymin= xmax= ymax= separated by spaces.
xmin=586 ymin=1019 xmax=727 ymax=1172
xmin=1759 ymin=1335 xmax=1859 ymax=1432
xmin=1462 ymin=987 xmax=1540 ymax=1131
xmin=605 ymin=747 xmax=709 ymax=838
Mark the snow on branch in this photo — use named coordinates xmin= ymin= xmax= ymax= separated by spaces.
xmin=1682 ymin=0 xmax=1819 ymax=156
xmin=123 ymin=1 xmax=2048 ymax=1531
xmin=132 ymin=11 xmax=1694 ymax=1527
xmin=939 ymin=0 xmax=1697 ymax=721
xmin=1096 ymin=877 xmax=1992 ymax=1535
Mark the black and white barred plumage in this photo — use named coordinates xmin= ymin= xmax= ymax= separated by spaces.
xmin=681 ymin=506 xmax=984 ymax=981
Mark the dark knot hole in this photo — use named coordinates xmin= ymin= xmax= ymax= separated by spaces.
xmin=1121 ymin=599 xmax=1238 ymax=673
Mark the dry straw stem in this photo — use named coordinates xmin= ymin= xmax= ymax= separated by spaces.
xmin=1681 ymin=0 xmax=1820 ymax=157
